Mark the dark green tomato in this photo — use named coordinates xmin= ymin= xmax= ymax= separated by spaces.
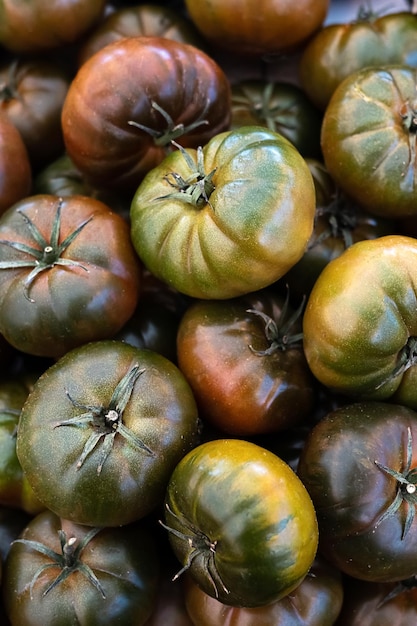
xmin=183 ymin=555 xmax=344 ymax=626
xmin=230 ymin=80 xmax=323 ymax=158
xmin=0 ymin=194 xmax=141 ymax=358
xmin=300 ymin=10 xmax=417 ymax=110
xmin=16 ymin=340 xmax=200 ymax=527
xmin=176 ymin=289 xmax=316 ymax=436
xmin=3 ymin=510 xmax=159 ymax=626
xmin=303 ymin=235 xmax=417 ymax=407
xmin=283 ymin=189 xmax=397 ymax=300
xmin=321 ymin=65 xmax=417 ymax=218
xmin=130 ymin=126 xmax=316 ymax=299
xmin=336 ymin=574 xmax=417 ymax=626
xmin=297 ymin=401 xmax=417 ymax=582
xmin=0 ymin=373 xmax=44 ymax=515
xmin=162 ymin=438 xmax=318 ymax=608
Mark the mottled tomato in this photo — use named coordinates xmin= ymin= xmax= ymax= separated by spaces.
xmin=161 ymin=438 xmax=318 ymax=607
xmin=0 ymin=194 xmax=141 ymax=358
xmin=16 ymin=340 xmax=200 ymax=527
xmin=3 ymin=510 xmax=159 ymax=626
xmin=130 ymin=126 xmax=316 ymax=299
xmin=62 ymin=36 xmax=231 ymax=191
xmin=176 ymin=289 xmax=316 ymax=436
xmin=0 ymin=113 xmax=31 ymax=215
xmin=298 ymin=401 xmax=417 ymax=582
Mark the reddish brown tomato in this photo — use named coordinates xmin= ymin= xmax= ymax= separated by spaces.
xmin=61 ymin=36 xmax=232 ymax=192
xmin=0 ymin=58 xmax=70 ymax=167
xmin=0 ymin=0 xmax=107 ymax=53
xmin=0 ymin=114 xmax=31 ymax=215
xmin=176 ymin=289 xmax=316 ymax=436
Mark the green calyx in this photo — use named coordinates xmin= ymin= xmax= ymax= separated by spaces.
xmin=246 ymin=290 xmax=305 ymax=356
xmin=374 ymin=427 xmax=417 ymax=539
xmin=14 ymin=527 xmax=105 ymax=599
xmin=232 ymin=82 xmax=295 ymax=133
xmin=0 ymin=198 xmax=92 ymax=302
xmin=54 ymin=362 xmax=155 ymax=475
xmin=308 ymin=191 xmax=358 ymax=251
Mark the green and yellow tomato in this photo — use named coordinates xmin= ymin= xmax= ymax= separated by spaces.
xmin=130 ymin=126 xmax=316 ymax=299
xmin=161 ymin=438 xmax=318 ymax=607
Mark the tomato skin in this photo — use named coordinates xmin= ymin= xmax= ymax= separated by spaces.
xmin=0 ymin=0 xmax=107 ymax=53
xmin=321 ymin=65 xmax=417 ymax=218
xmin=162 ymin=438 xmax=318 ymax=608
xmin=62 ymin=36 xmax=232 ymax=191
xmin=183 ymin=556 xmax=344 ymax=626
xmin=297 ymin=401 xmax=417 ymax=582
xmin=184 ymin=0 xmax=330 ymax=57
xmin=130 ymin=126 xmax=316 ymax=300
xmin=0 ymin=114 xmax=31 ymax=215
xmin=300 ymin=11 xmax=417 ymax=110
xmin=303 ymin=235 xmax=417 ymax=407
xmin=16 ymin=340 xmax=200 ymax=527
xmin=0 ymin=194 xmax=141 ymax=358
xmin=2 ymin=510 xmax=159 ymax=626
xmin=176 ymin=289 xmax=316 ymax=436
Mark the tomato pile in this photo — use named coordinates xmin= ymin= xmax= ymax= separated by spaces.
xmin=1 ymin=0 xmax=417 ymax=624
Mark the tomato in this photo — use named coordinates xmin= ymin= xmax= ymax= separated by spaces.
xmin=0 ymin=58 xmax=70 ymax=168
xmin=130 ymin=126 xmax=316 ymax=299
xmin=176 ymin=288 xmax=316 ymax=436
xmin=161 ymin=438 xmax=318 ymax=608
xmin=0 ymin=0 xmax=107 ymax=53
xmin=336 ymin=574 xmax=417 ymax=626
xmin=230 ymin=80 xmax=323 ymax=158
xmin=77 ymin=3 xmax=204 ymax=66
xmin=302 ymin=235 xmax=417 ymax=407
xmin=0 ymin=373 xmax=45 ymax=515
xmin=297 ymin=401 xmax=417 ymax=582
xmin=2 ymin=509 xmax=159 ymax=626
xmin=321 ymin=65 xmax=417 ymax=218
xmin=0 ymin=113 xmax=31 ymax=215
xmin=184 ymin=0 xmax=330 ymax=57
xmin=61 ymin=36 xmax=232 ymax=192
xmin=183 ymin=555 xmax=344 ymax=626
xmin=16 ymin=340 xmax=200 ymax=527
xmin=299 ymin=9 xmax=417 ymax=110
xmin=0 ymin=194 xmax=141 ymax=358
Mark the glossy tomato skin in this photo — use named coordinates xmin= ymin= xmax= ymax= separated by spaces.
xmin=184 ymin=0 xmax=330 ymax=57
xmin=300 ymin=11 xmax=417 ymax=110
xmin=62 ymin=36 xmax=232 ymax=191
xmin=183 ymin=555 xmax=344 ymax=626
xmin=297 ymin=401 xmax=417 ymax=582
xmin=16 ymin=340 xmax=200 ymax=527
xmin=0 ymin=114 xmax=31 ymax=215
xmin=176 ymin=289 xmax=316 ymax=436
xmin=321 ymin=65 xmax=417 ymax=218
xmin=303 ymin=235 xmax=417 ymax=407
xmin=3 ymin=510 xmax=159 ymax=626
xmin=0 ymin=194 xmax=141 ymax=358
xmin=130 ymin=126 xmax=316 ymax=299
xmin=0 ymin=0 xmax=107 ymax=53
xmin=162 ymin=439 xmax=318 ymax=608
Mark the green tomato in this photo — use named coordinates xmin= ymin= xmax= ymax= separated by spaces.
xmin=130 ymin=126 xmax=316 ymax=299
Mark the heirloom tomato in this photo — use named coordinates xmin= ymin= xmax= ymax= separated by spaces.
xmin=161 ymin=438 xmax=318 ymax=608
xmin=16 ymin=340 xmax=200 ymax=527
xmin=176 ymin=288 xmax=316 ymax=436
xmin=3 ymin=510 xmax=159 ymax=626
xmin=303 ymin=235 xmax=417 ymax=407
xmin=0 ymin=113 xmax=31 ymax=215
xmin=321 ymin=65 xmax=417 ymax=218
xmin=299 ymin=9 xmax=417 ymax=110
xmin=298 ymin=401 xmax=417 ymax=582
xmin=62 ymin=36 xmax=231 ymax=192
xmin=130 ymin=126 xmax=316 ymax=299
xmin=183 ymin=556 xmax=344 ymax=626
xmin=0 ymin=194 xmax=141 ymax=358
xmin=184 ymin=0 xmax=330 ymax=57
